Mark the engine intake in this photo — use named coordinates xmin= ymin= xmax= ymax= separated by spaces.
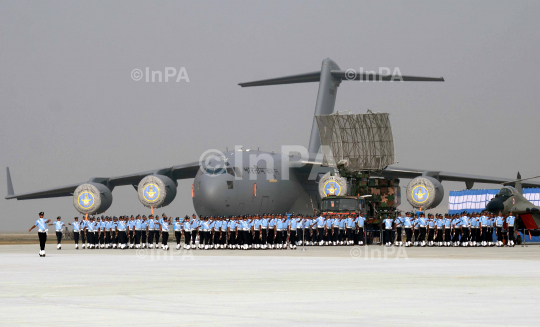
xmin=137 ymin=174 xmax=177 ymax=208
xmin=73 ymin=183 xmax=113 ymax=215
xmin=406 ymin=176 xmax=444 ymax=210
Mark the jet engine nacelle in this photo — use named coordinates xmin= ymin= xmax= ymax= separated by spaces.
xmin=406 ymin=176 xmax=444 ymax=210
xmin=137 ymin=174 xmax=177 ymax=208
xmin=73 ymin=183 xmax=113 ymax=215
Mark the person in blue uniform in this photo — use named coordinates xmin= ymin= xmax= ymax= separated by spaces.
xmin=333 ymin=216 xmax=341 ymax=245
xmin=266 ymin=215 xmax=275 ymax=249
xmin=133 ymin=215 xmax=141 ymax=249
xmin=69 ymin=217 xmax=81 ymax=249
xmin=331 ymin=216 xmax=339 ymax=246
xmin=182 ymin=215 xmax=192 ymax=249
xmin=88 ymin=217 xmax=96 ymax=249
xmin=160 ymin=216 xmax=170 ymax=250
xmin=238 ymin=216 xmax=248 ymax=250
xmin=211 ymin=216 xmax=218 ymax=249
xmin=314 ymin=214 xmax=325 ymax=246
xmin=426 ymin=214 xmax=435 ymax=247
xmin=259 ymin=214 xmax=268 ymax=249
xmin=209 ymin=216 xmax=216 ymax=249
xmin=103 ymin=217 xmax=111 ymax=248
xmin=93 ymin=217 xmax=100 ymax=249
xmin=281 ymin=214 xmax=288 ymax=247
xmin=80 ymin=215 xmax=88 ymax=249
xmin=202 ymin=216 xmax=211 ymax=250
xmin=494 ymin=212 xmax=505 ymax=246
xmin=303 ymin=216 xmax=311 ymax=246
xmin=418 ymin=213 xmax=428 ymax=247
xmin=247 ymin=216 xmax=254 ymax=249
xmin=412 ymin=214 xmax=420 ymax=246
xmin=433 ymin=214 xmax=442 ymax=246
xmin=324 ymin=216 xmax=332 ymax=246
xmin=468 ymin=213 xmax=475 ymax=246
xmin=460 ymin=212 xmax=471 ymax=247
xmin=251 ymin=215 xmax=260 ymax=249
xmin=337 ymin=216 xmax=345 ymax=245
xmin=295 ymin=215 xmax=304 ymax=246
xmin=403 ymin=212 xmax=413 ymax=247
xmin=394 ymin=213 xmax=403 ymax=247
xmin=152 ymin=215 xmax=160 ymax=248
xmin=229 ymin=216 xmax=239 ymax=249
xmin=275 ymin=216 xmax=284 ymax=249
xmin=443 ymin=214 xmax=451 ymax=247
xmin=99 ymin=216 xmax=107 ymax=248
xmin=189 ymin=214 xmax=199 ymax=249
xmin=488 ymin=213 xmax=496 ymax=246
xmin=48 ymin=216 xmax=65 ymax=250
xmin=141 ymin=216 xmax=148 ymax=248
xmin=92 ymin=217 xmax=100 ymax=249
xmin=480 ymin=213 xmax=489 ymax=247
xmin=208 ymin=216 xmax=216 ymax=249
xmin=355 ymin=215 xmax=366 ymax=246
xmin=451 ymin=214 xmax=460 ymax=246
xmin=506 ymin=211 xmax=516 ymax=247
xmin=111 ymin=217 xmax=118 ymax=248
xmin=220 ymin=216 xmax=228 ymax=249
xmin=85 ymin=217 xmax=92 ymax=249
xmin=126 ymin=216 xmax=134 ymax=249
xmin=344 ymin=216 xmax=353 ymax=245
xmin=116 ymin=216 xmax=127 ymax=249
xmin=29 ymin=212 xmax=51 ymax=256
xmin=382 ymin=217 xmax=393 ymax=246
xmin=147 ymin=215 xmax=155 ymax=249
xmin=173 ymin=217 xmax=182 ymax=250
xmin=288 ymin=215 xmax=297 ymax=249
xmin=217 ymin=216 xmax=223 ymax=249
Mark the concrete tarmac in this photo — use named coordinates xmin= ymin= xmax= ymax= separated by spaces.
xmin=1 ymin=244 xmax=539 ymax=326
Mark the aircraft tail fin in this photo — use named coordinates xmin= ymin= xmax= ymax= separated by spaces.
xmin=6 ymin=167 xmax=14 ymax=197
xmin=516 ymin=172 xmax=523 ymax=194
xmin=239 ymin=58 xmax=444 ymax=154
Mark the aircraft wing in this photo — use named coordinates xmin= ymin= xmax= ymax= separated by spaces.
xmin=5 ymin=162 xmax=200 ymax=200
xmin=379 ymin=166 xmax=540 ymax=187
xmin=293 ymin=161 xmax=540 ymax=188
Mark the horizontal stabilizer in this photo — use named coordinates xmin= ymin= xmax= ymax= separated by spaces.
xmin=238 ymin=69 xmax=444 ymax=87
xmin=330 ymin=70 xmax=444 ymax=82
xmin=238 ymin=71 xmax=321 ymax=87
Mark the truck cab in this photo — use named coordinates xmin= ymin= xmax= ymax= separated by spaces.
xmin=320 ymin=196 xmax=366 ymax=216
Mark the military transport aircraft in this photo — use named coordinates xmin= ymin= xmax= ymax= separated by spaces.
xmin=486 ymin=174 xmax=540 ymax=229
xmin=6 ymin=58 xmax=540 ymax=216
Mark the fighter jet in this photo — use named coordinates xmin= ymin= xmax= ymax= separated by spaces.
xmin=486 ymin=174 xmax=540 ymax=229
xmin=6 ymin=58 xmax=540 ymax=216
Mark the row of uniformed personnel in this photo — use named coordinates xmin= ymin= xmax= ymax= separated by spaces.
xmin=382 ymin=211 xmax=516 ymax=247
xmin=31 ymin=213 xmax=369 ymax=255
xmin=29 ymin=210 xmax=517 ymax=257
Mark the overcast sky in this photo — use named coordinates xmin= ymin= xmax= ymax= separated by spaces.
xmin=1 ymin=1 xmax=539 ymax=231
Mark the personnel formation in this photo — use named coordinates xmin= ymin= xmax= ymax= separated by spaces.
xmin=29 ymin=210 xmax=518 ymax=256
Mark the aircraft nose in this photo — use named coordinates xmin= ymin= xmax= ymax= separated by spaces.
xmin=486 ymin=198 xmax=504 ymax=213
xmin=194 ymin=172 xmax=234 ymax=214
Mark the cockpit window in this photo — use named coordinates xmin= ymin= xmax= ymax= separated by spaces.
xmin=205 ymin=168 xmax=225 ymax=175
xmin=234 ymin=167 xmax=243 ymax=178
xmin=225 ymin=167 xmax=243 ymax=178
xmin=498 ymin=187 xmax=515 ymax=196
